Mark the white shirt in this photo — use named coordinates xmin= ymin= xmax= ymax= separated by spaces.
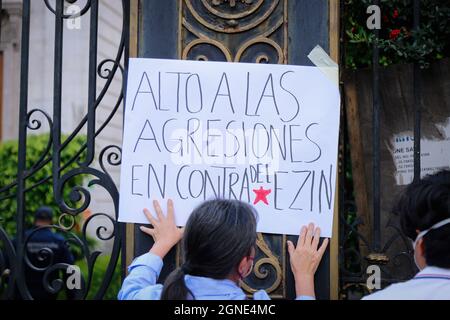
xmin=363 ymin=266 xmax=450 ymax=300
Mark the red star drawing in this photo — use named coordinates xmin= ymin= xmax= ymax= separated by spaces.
xmin=253 ymin=186 xmax=272 ymax=205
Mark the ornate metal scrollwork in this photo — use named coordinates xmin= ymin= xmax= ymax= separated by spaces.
xmin=44 ymin=0 xmax=92 ymax=19
xmin=0 ymin=0 xmax=128 ymax=300
xmin=0 ymin=226 xmax=16 ymax=299
xmin=240 ymin=233 xmax=284 ymax=296
xmin=185 ymin=0 xmax=278 ymax=34
xmin=181 ymin=0 xmax=287 ymax=64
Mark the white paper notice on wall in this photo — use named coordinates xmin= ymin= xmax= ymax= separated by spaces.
xmin=390 ymin=117 xmax=450 ymax=185
xmin=118 ymin=58 xmax=341 ymax=237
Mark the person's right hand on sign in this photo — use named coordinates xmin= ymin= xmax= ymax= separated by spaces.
xmin=287 ymin=223 xmax=329 ymax=299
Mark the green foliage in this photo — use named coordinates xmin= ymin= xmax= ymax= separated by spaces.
xmin=0 ymin=134 xmax=86 ymax=237
xmin=344 ymin=0 xmax=450 ymax=69
xmin=79 ymin=254 xmax=122 ymax=300
xmin=0 ymin=134 xmax=123 ymax=300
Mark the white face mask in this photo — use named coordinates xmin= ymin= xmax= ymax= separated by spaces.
xmin=411 ymin=218 xmax=450 ymax=270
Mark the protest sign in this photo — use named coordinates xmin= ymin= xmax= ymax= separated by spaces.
xmin=118 ymin=58 xmax=340 ymax=237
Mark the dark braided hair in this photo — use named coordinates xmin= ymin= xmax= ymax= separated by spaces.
xmin=161 ymin=199 xmax=257 ymax=300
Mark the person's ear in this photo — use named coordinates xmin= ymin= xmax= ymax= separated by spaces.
xmin=417 ymin=238 xmax=425 ymax=254
xmin=237 ymin=256 xmax=252 ymax=277
xmin=415 ymin=237 xmax=427 ymax=269
xmin=237 ymin=257 xmax=247 ymax=276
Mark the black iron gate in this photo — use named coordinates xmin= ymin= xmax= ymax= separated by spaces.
xmin=0 ymin=0 xmax=129 ymax=299
xmin=338 ymin=0 xmax=421 ymax=299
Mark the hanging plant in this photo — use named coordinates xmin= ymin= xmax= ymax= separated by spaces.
xmin=344 ymin=0 xmax=450 ymax=69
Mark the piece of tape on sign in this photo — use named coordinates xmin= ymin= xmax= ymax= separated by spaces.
xmin=307 ymin=45 xmax=339 ymax=87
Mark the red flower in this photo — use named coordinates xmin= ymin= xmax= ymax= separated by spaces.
xmin=393 ymin=9 xmax=399 ymax=19
xmin=383 ymin=15 xmax=389 ymax=23
xmin=351 ymin=27 xmax=356 ymax=33
xmin=389 ymin=29 xmax=401 ymax=39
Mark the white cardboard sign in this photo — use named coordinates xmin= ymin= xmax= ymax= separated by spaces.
xmin=118 ymin=58 xmax=340 ymax=237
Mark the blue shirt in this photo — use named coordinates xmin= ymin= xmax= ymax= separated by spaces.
xmin=118 ymin=252 xmax=315 ymax=300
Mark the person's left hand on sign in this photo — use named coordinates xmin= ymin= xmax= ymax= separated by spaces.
xmin=140 ymin=199 xmax=184 ymax=259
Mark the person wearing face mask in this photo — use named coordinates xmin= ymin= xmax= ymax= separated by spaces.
xmin=118 ymin=199 xmax=329 ymax=300
xmin=363 ymin=170 xmax=450 ymax=300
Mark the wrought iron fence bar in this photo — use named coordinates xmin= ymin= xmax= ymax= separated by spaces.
xmin=121 ymin=0 xmax=131 ymax=281
xmin=0 ymin=2 xmax=126 ymax=196
xmin=15 ymin=0 xmax=31 ymax=299
xmin=52 ymin=0 xmax=64 ymax=191
xmin=84 ymin=0 xmax=99 ymax=166
xmin=0 ymin=0 xmax=2 ymax=43
xmin=372 ymin=0 xmax=381 ymax=252
xmin=413 ymin=0 xmax=421 ymax=182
